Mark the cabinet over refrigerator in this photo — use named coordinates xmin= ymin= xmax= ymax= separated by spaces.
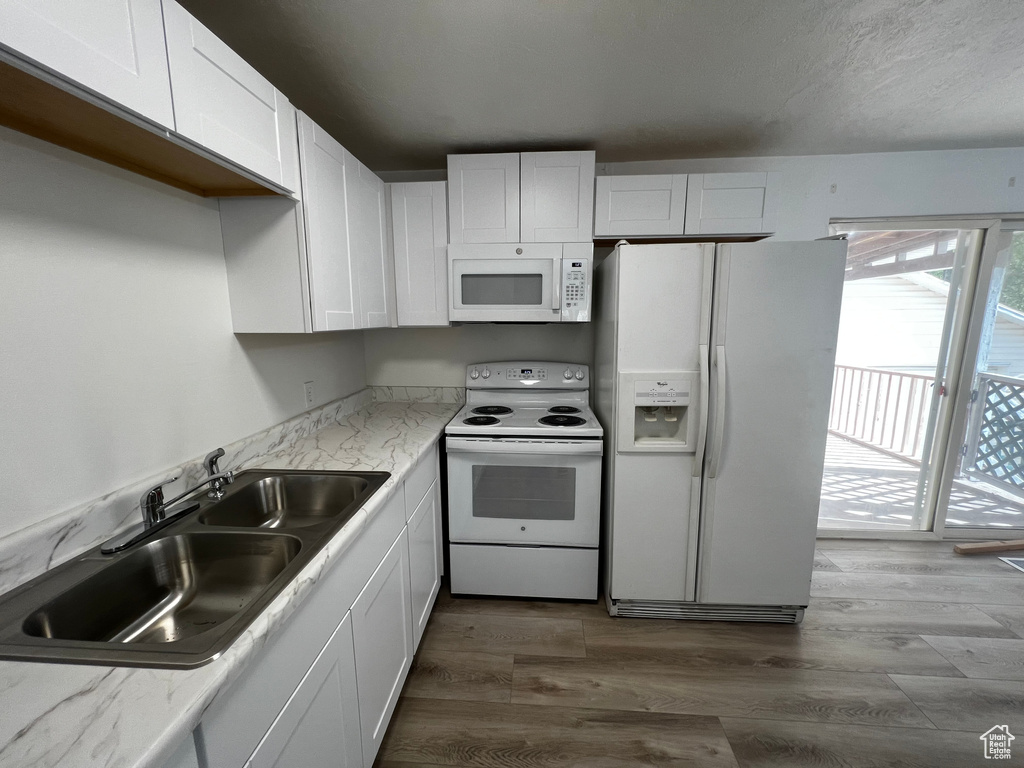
xmin=594 ymin=239 xmax=847 ymax=622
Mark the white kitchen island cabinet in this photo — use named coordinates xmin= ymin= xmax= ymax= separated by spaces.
xmin=390 ymin=181 xmax=449 ymax=327
xmin=245 ymin=613 xmax=363 ymax=768
xmin=447 ymin=151 xmax=595 ymax=244
xmin=0 ymin=0 xmax=175 ymax=129
xmin=221 ymin=111 xmax=395 ymax=333
xmin=593 ymin=174 xmax=688 ymax=236
xmin=351 ymin=527 xmax=414 ymax=767
xmin=161 ymin=0 xmax=298 ymax=192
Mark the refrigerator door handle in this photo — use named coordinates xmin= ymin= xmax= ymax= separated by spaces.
xmin=693 ymin=344 xmax=710 ymax=477
xmin=708 ymin=345 xmax=727 ymax=478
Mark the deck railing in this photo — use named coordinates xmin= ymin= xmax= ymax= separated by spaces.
xmin=963 ymin=372 xmax=1024 ymax=500
xmin=828 ymin=365 xmax=934 ymax=463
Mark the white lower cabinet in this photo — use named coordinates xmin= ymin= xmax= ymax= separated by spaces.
xmin=246 ymin=613 xmax=362 ymax=768
xmin=195 ymin=443 xmax=440 ymax=768
xmin=407 ymin=478 xmax=441 ymax=646
xmin=351 ymin=528 xmax=414 ymax=767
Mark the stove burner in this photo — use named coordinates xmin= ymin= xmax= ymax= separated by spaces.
xmin=463 ymin=415 xmax=500 ymax=426
xmin=548 ymin=406 xmax=581 ymax=414
xmin=472 ymin=406 xmax=513 ymax=416
xmin=539 ymin=414 xmax=587 ymax=427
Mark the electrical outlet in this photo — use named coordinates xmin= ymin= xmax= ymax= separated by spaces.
xmin=829 ymin=183 xmax=837 ymax=194
xmin=303 ymin=381 xmax=315 ymax=408
xmin=1010 ymin=176 xmax=1017 ymax=188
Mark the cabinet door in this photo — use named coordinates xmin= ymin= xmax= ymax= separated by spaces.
xmin=298 ymin=113 xmax=359 ymax=331
xmin=0 ymin=0 xmax=174 ymax=129
xmin=162 ymin=0 xmax=296 ymax=190
xmin=345 ymin=150 xmax=391 ymax=329
xmin=248 ymin=612 xmax=363 ymax=768
xmin=407 ymin=478 xmax=441 ymax=648
xmin=351 ymin=528 xmax=413 ymax=767
xmin=683 ymin=172 xmax=778 ymax=235
xmin=594 ymin=174 xmax=687 ymax=236
xmin=447 ymin=153 xmax=519 ymax=244
xmin=391 ymin=182 xmax=449 ymax=327
xmin=520 ymin=151 xmax=595 ymax=242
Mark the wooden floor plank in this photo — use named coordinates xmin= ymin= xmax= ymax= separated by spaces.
xmin=811 ymin=571 xmax=1024 ymax=605
xmin=582 ymin=619 xmax=961 ymax=676
xmin=921 ymin=635 xmax=1024 ymax=680
xmin=719 ymin=717 xmax=979 ymax=768
xmin=377 ymin=698 xmax=740 ymax=767
xmin=976 ymin=604 xmax=1024 ymax=639
xmin=802 ymin=597 xmax=1020 ymax=637
xmin=822 ymin=549 xmax=1015 ymax=577
xmin=510 ymin=658 xmax=935 ymax=728
xmin=890 ymin=674 xmax=1024 ymax=732
xmin=419 ymin=612 xmax=586 ymax=657
xmin=403 ymin=650 xmax=514 ymax=703
xmin=813 ymin=551 xmax=840 ymax=571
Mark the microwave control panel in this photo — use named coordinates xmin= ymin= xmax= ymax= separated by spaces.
xmin=561 ymin=251 xmax=592 ymax=322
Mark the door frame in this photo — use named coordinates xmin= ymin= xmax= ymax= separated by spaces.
xmin=821 ymin=217 xmax=1001 ymax=540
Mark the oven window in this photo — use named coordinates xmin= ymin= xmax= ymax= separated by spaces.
xmin=461 ymin=274 xmax=543 ymax=305
xmin=471 ymin=465 xmax=576 ymax=520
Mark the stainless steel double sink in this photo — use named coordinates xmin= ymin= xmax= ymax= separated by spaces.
xmin=0 ymin=470 xmax=389 ymax=668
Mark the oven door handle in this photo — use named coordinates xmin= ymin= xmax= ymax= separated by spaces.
xmin=446 ymin=437 xmax=603 ymax=456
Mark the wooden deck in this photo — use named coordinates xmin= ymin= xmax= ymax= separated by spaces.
xmin=818 ymin=435 xmax=1024 ymax=530
xmin=377 ymin=547 xmax=1024 ymax=767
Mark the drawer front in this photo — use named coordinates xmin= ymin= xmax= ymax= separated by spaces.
xmin=404 ymin=442 xmax=438 ymax=520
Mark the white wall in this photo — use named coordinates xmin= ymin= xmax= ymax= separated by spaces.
xmin=600 ymin=146 xmax=1024 ymax=240
xmin=363 ymin=324 xmax=592 ymax=386
xmin=0 ymin=129 xmax=366 ymax=534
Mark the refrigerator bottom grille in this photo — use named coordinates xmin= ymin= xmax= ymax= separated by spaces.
xmin=611 ymin=601 xmax=805 ymax=624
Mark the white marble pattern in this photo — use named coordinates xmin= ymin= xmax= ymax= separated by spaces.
xmin=0 ymin=388 xmax=372 ymax=597
xmin=371 ymin=385 xmax=465 ymax=404
xmin=0 ymin=399 xmax=459 ymax=768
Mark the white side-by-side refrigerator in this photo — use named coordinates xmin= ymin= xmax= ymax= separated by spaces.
xmin=594 ymin=240 xmax=846 ymax=621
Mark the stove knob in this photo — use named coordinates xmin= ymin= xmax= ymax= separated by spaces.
xmin=481 ymin=368 xmax=491 ymax=379
xmin=470 ymin=369 xmax=480 ymax=380
xmin=563 ymin=369 xmax=573 ymax=380
xmin=575 ymin=369 xmax=585 ymax=381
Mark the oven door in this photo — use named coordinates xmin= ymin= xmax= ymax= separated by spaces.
xmin=448 ymin=244 xmax=562 ymax=322
xmin=446 ymin=437 xmax=602 ymax=547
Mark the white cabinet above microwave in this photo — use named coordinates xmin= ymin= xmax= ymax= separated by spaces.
xmin=447 ymin=151 xmax=595 ymax=244
xmin=448 ymin=243 xmax=593 ymax=323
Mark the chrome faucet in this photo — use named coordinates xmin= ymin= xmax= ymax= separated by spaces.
xmin=140 ymin=470 xmax=235 ymax=527
xmin=203 ymin=448 xmax=230 ymax=499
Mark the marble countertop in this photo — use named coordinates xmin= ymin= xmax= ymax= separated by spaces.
xmin=0 ymin=400 xmax=459 ymax=768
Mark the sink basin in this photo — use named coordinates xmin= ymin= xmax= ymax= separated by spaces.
xmin=23 ymin=533 xmax=300 ymax=644
xmin=0 ymin=469 xmax=390 ymax=668
xmin=199 ymin=473 xmax=369 ymax=529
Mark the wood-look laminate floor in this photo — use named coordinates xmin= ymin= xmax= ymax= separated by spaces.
xmin=376 ymin=542 xmax=1024 ymax=768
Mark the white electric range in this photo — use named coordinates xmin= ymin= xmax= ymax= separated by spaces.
xmin=445 ymin=361 xmax=603 ymax=600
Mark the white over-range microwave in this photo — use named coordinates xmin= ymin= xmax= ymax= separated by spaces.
xmin=448 ymin=243 xmax=593 ymax=323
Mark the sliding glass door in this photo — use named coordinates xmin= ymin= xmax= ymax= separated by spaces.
xmin=818 ymin=220 xmax=993 ymax=534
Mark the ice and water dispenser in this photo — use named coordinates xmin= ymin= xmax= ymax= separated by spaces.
xmin=616 ymin=372 xmax=700 ymax=453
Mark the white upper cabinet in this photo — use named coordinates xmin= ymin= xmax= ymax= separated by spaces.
xmin=447 ymin=150 xmax=595 ymax=244
xmin=390 ymin=181 xmax=449 ymax=327
xmin=297 ymin=113 xmax=358 ymax=332
xmin=520 ymin=151 xmax=595 ymax=242
xmin=447 ymin=153 xmax=519 ymax=244
xmin=594 ymin=174 xmax=688 ymax=237
xmin=162 ymin=0 xmax=297 ymax=191
xmin=684 ymin=172 xmax=778 ymax=235
xmin=345 ymin=150 xmax=391 ymax=329
xmin=0 ymin=0 xmax=174 ymax=129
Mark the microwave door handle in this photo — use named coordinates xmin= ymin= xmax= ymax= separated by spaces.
xmin=552 ymin=260 xmax=561 ymax=311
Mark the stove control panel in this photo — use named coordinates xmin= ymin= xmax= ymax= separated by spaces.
xmin=466 ymin=362 xmax=588 ymax=388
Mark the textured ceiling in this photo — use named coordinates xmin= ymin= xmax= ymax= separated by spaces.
xmin=178 ymin=0 xmax=1024 ymax=171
